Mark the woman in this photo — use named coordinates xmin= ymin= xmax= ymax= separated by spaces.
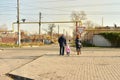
xmin=75 ymin=34 xmax=82 ymax=55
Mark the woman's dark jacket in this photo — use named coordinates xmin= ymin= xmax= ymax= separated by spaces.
xmin=75 ymin=38 xmax=81 ymax=48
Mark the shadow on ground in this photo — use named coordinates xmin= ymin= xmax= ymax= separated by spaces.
xmin=44 ymin=54 xmax=120 ymax=58
xmin=6 ymin=74 xmax=33 ymax=80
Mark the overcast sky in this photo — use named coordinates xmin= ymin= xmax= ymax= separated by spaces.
xmin=0 ymin=0 xmax=120 ymax=34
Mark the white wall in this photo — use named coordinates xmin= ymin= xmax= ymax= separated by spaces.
xmin=93 ymin=35 xmax=111 ymax=47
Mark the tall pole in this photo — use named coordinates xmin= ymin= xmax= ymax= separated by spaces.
xmin=17 ymin=0 xmax=20 ymax=46
xmin=58 ymin=25 xmax=59 ymax=37
xmin=63 ymin=29 xmax=65 ymax=35
xmin=102 ymin=17 xmax=103 ymax=27
xmin=76 ymin=21 xmax=78 ymax=34
xmin=39 ymin=12 xmax=41 ymax=35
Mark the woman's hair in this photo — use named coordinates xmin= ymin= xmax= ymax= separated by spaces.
xmin=76 ymin=34 xmax=80 ymax=39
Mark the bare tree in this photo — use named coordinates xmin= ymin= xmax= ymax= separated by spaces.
xmin=71 ymin=11 xmax=87 ymax=37
xmin=71 ymin=11 xmax=87 ymax=21
xmin=48 ymin=24 xmax=56 ymax=40
xmin=84 ymin=20 xmax=94 ymax=29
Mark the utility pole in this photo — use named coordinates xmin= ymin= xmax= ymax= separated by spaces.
xmin=63 ymin=29 xmax=65 ymax=35
xmin=17 ymin=0 xmax=21 ymax=47
xmin=39 ymin=12 xmax=41 ymax=35
xmin=102 ymin=17 xmax=103 ymax=27
xmin=76 ymin=21 xmax=78 ymax=34
xmin=58 ymin=25 xmax=59 ymax=37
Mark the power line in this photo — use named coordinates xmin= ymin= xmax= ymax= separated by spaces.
xmin=20 ymin=6 xmax=71 ymax=12
xmin=51 ymin=2 xmax=120 ymax=8
xmin=0 ymin=14 xmax=16 ymax=15
xmin=0 ymin=5 xmax=16 ymax=8
xmin=19 ymin=3 xmax=120 ymax=14
xmin=34 ymin=0 xmax=77 ymax=3
xmin=0 ymin=2 xmax=16 ymax=5
xmin=0 ymin=9 xmax=16 ymax=11
xmin=1 ymin=1 xmax=120 ymax=24
xmin=21 ymin=1 xmax=120 ymax=9
xmin=20 ymin=12 xmax=120 ymax=16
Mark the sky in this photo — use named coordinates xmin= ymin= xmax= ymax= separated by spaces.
xmin=0 ymin=0 xmax=120 ymax=35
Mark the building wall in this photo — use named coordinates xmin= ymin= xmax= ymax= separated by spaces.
xmin=93 ymin=35 xmax=111 ymax=47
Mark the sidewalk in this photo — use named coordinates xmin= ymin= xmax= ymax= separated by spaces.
xmin=9 ymin=48 xmax=120 ymax=80
xmin=0 ymin=47 xmax=48 ymax=80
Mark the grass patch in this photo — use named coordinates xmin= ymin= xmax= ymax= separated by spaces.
xmin=0 ymin=43 xmax=18 ymax=48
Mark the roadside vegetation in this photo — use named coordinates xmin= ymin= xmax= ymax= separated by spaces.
xmin=0 ymin=43 xmax=18 ymax=48
xmin=99 ymin=32 xmax=120 ymax=47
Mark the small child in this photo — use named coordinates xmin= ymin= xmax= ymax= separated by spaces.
xmin=66 ymin=43 xmax=70 ymax=56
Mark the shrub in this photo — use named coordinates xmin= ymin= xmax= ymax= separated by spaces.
xmin=99 ymin=32 xmax=120 ymax=47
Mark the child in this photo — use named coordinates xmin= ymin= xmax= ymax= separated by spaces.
xmin=66 ymin=43 xmax=70 ymax=56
